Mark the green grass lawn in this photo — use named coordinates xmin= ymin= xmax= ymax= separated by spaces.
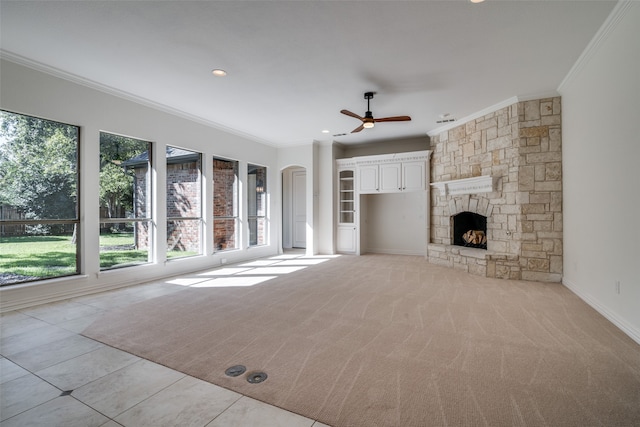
xmin=1 ymin=233 xmax=198 ymax=280
xmin=0 ymin=235 xmax=77 ymax=278
xmin=98 ymin=232 xmax=148 ymax=269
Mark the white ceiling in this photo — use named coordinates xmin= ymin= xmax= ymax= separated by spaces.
xmin=0 ymin=1 xmax=616 ymax=147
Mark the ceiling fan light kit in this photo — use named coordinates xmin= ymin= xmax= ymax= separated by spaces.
xmin=340 ymin=92 xmax=411 ymax=133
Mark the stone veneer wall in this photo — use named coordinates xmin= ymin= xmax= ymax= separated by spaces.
xmin=428 ymin=97 xmax=562 ymax=282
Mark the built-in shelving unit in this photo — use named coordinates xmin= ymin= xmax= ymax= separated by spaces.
xmin=335 ymin=150 xmax=431 ymax=255
xmin=339 ymin=171 xmax=355 ymax=224
xmin=336 ymin=161 xmax=358 ymax=254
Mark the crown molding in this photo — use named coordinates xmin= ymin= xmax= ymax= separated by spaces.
xmin=558 ymin=0 xmax=635 ymax=93
xmin=426 ymin=90 xmax=562 ymax=138
xmin=427 ymin=96 xmax=518 ymax=137
xmin=0 ymin=50 xmax=277 ymax=147
xmin=516 ymin=91 xmax=560 ymax=102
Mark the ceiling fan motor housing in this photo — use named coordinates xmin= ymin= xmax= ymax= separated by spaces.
xmin=364 ymin=92 xmax=375 ymax=125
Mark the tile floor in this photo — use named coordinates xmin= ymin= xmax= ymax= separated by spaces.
xmin=0 ymin=277 xmax=331 ymax=426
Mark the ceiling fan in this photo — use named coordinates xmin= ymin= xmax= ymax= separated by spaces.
xmin=340 ymin=92 xmax=411 ymax=133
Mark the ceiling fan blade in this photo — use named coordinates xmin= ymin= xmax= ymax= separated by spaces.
xmin=341 ymin=109 xmax=364 ymax=121
xmin=374 ymin=116 xmax=412 ymax=123
xmin=351 ymin=124 xmax=365 ymax=133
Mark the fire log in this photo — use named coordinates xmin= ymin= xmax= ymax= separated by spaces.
xmin=462 ymin=230 xmax=487 ymax=245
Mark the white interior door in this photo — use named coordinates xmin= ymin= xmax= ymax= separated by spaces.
xmin=292 ymin=170 xmax=307 ymax=248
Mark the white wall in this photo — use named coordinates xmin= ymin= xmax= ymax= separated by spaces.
xmin=340 ymin=136 xmax=429 ymax=158
xmin=0 ymin=59 xmax=280 ymax=311
xmin=360 ymin=192 xmax=426 ymax=256
xmin=316 ymin=142 xmax=337 ymax=254
xmin=558 ymin=1 xmax=640 ymax=343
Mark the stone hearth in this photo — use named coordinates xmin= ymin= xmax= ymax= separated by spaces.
xmin=428 ymin=97 xmax=562 ymax=282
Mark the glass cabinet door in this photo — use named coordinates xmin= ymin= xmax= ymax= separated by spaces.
xmin=339 ymin=170 xmax=354 ymax=224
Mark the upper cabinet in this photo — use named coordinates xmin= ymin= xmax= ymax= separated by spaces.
xmin=358 ymin=164 xmax=380 ymax=193
xmin=400 ymin=161 xmax=426 ymax=192
xmin=355 ymin=151 xmax=430 ymax=194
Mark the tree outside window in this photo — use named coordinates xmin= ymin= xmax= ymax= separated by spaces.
xmin=99 ymin=132 xmax=152 ymax=270
xmin=0 ymin=110 xmax=79 ymax=285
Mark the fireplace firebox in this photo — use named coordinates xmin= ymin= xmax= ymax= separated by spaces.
xmin=452 ymin=211 xmax=487 ymax=249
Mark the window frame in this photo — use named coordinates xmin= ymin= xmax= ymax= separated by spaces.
xmin=98 ymin=131 xmax=154 ymax=271
xmin=0 ymin=110 xmax=81 ymax=285
xmin=247 ymin=163 xmax=267 ymax=247
xmin=166 ymin=146 xmax=203 ymax=259
xmin=213 ymin=156 xmax=240 ymax=252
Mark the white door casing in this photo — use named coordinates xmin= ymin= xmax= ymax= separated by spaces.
xmin=292 ymin=170 xmax=307 ymax=248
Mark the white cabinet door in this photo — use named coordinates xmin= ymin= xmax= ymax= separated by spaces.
xmin=379 ymin=163 xmax=402 ymax=192
xmin=358 ymin=165 xmax=379 ymax=193
xmin=402 ymin=161 xmax=425 ymax=192
xmin=336 ymin=226 xmax=357 ymax=253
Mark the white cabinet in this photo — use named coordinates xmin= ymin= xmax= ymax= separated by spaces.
xmin=336 ymin=164 xmax=358 ymax=254
xmin=379 ymin=163 xmax=401 ymax=192
xmin=401 ymin=161 xmax=426 ymax=192
xmin=336 ymin=151 xmax=430 ymax=255
xmin=337 ymin=225 xmax=357 ymax=253
xmin=358 ymin=165 xmax=379 ymax=193
xmin=358 ymin=158 xmax=426 ymax=194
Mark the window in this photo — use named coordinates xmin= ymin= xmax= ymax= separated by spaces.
xmin=213 ymin=157 xmax=238 ymax=251
xmin=166 ymin=147 xmax=202 ymax=259
xmin=99 ymin=132 xmax=152 ymax=270
xmin=0 ymin=111 xmax=80 ymax=285
xmin=248 ymin=164 xmax=267 ymax=246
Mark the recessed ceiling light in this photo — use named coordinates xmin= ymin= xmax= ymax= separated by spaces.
xmin=211 ymin=69 xmax=227 ymax=77
xmin=321 ymin=130 xmax=330 ymax=134
xmin=470 ymin=0 xmax=485 ymax=3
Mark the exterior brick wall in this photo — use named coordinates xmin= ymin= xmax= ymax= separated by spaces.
xmin=134 ymin=160 xmax=202 ymax=253
xmin=166 ymin=161 xmax=201 ymax=252
xmin=213 ymin=159 xmax=237 ymax=250
xmin=130 ymin=157 xmax=241 ymax=253
xmin=428 ymin=97 xmax=562 ymax=282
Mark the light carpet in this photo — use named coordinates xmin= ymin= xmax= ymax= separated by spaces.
xmin=83 ymin=254 xmax=640 ymax=426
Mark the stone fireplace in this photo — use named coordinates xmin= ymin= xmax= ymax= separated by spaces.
xmin=427 ymin=97 xmax=562 ymax=282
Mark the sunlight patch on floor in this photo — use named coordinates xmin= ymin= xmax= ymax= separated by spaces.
xmin=237 ymin=266 xmax=305 ymax=275
xmin=173 ymin=253 xmax=341 ymax=288
xmin=196 ymin=267 xmax=253 ymax=276
xmin=191 ymin=276 xmax=277 ymax=288
xmin=165 ymin=277 xmax=211 ymax=286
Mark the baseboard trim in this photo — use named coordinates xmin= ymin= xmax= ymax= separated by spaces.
xmin=362 ymin=248 xmax=426 ymax=256
xmin=563 ymin=278 xmax=640 ymax=346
